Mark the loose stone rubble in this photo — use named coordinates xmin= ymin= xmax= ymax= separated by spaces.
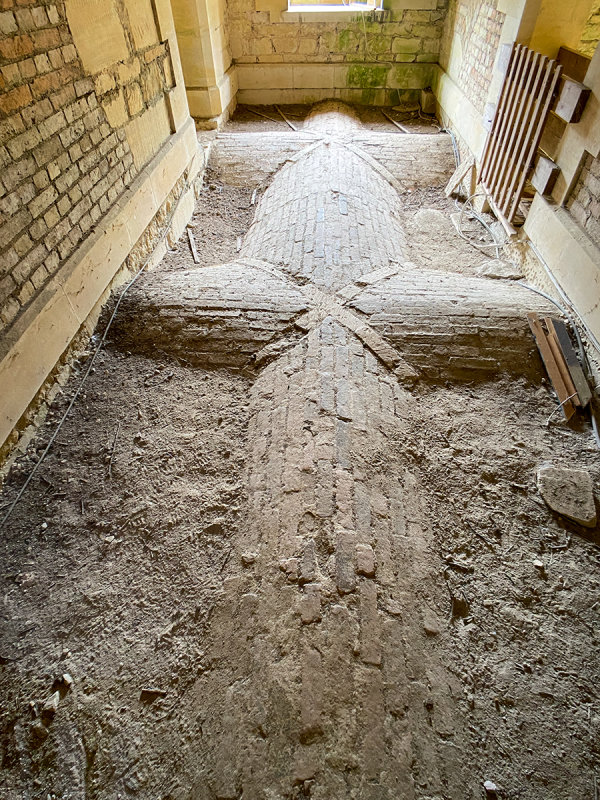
xmin=115 ymin=101 xmax=559 ymax=797
xmin=537 ymin=463 xmax=597 ymax=528
xmin=2 ymin=100 xmax=598 ymax=800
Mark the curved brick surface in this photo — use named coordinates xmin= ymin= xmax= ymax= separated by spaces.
xmin=192 ymin=320 xmax=469 ymax=799
xmin=349 ymin=267 xmax=554 ymax=378
xmin=211 ymin=131 xmax=455 ymax=189
xmin=241 ymin=140 xmax=407 ymax=291
xmin=112 ymin=101 xmax=556 ymax=798
xmin=116 ymin=259 xmax=309 ymax=367
xmin=303 ymin=99 xmax=362 ymax=133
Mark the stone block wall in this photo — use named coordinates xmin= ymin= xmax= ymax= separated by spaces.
xmin=0 ymin=0 xmax=176 ymax=335
xmin=579 ymin=0 xmax=600 ymax=58
xmin=227 ymin=0 xmax=447 ymax=104
xmin=171 ymin=0 xmax=236 ymax=123
xmin=228 ymin=2 xmax=447 ymax=66
xmin=567 ymin=152 xmax=600 ymax=248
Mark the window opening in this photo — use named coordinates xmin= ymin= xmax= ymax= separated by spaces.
xmin=287 ymin=0 xmax=382 ymax=11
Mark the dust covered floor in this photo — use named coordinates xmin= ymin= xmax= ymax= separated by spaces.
xmin=1 ymin=103 xmax=600 ymax=800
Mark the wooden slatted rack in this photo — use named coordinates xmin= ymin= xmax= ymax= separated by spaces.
xmin=480 ymin=43 xmax=562 ymax=234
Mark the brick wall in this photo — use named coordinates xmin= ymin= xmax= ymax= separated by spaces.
xmin=568 ymin=152 xmax=600 ymax=248
xmin=227 ymin=0 xmax=447 ymax=67
xmin=440 ymin=0 xmax=504 ymax=114
xmin=0 ymin=0 xmax=175 ymax=334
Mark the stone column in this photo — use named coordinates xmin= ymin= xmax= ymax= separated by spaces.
xmin=170 ymin=0 xmax=237 ymax=126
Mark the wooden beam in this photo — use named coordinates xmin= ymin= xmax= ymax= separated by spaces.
xmin=528 ymin=312 xmax=576 ymax=419
xmin=531 ymin=154 xmax=560 ymax=196
xmin=554 ymin=77 xmax=591 ymax=123
xmin=444 ymin=157 xmax=475 ymax=198
xmin=544 ymin=318 xmax=580 ymax=406
xmin=546 ymin=317 xmax=592 ymax=408
xmin=557 ymin=46 xmax=590 ymax=82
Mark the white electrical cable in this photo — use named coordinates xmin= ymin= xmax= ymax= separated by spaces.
xmin=456 ymin=192 xmax=501 ymax=258
xmin=527 ymin=238 xmax=600 ymax=357
xmin=445 ymin=182 xmax=600 ymax=449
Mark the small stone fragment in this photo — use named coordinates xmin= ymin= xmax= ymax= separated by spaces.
xmin=423 ymin=609 xmax=441 ymax=636
xmin=445 ymin=555 xmax=474 ymax=573
xmin=140 ymin=688 xmax=167 ymax=703
xmin=355 ymin=543 xmax=375 ymax=577
xmin=335 ymin=532 xmax=356 ymax=594
xmin=537 ymin=464 xmax=597 ymax=528
xmin=241 ymin=552 xmax=257 ymax=566
xmin=533 ymin=559 xmax=545 ymax=570
xmin=41 ymin=691 xmax=60 ymax=722
xmin=61 ymin=673 xmax=73 ymax=688
xmin=203 ymin=521 xmax=224 ymax=536
xmin=451 ymin=591 xmax=470 ymax=618
xmin=384 ymin=599 xmax=402 ymax=616
xmin=300 ymin=584 xmax=321 ymax=624
xmin=413 ymin=208 xmax=448 ymax=232
xmin=279 ymin=557 xmax=299 ymax=581
xmin=484 ymin=780 xmax=498 ymax=796
xmin=31 ymin=720 xmax=49 ymax=744
xmin=477 ymin=259 xmax=523 ymax=280
xmin=299 ymin=541 xmax=316 ymax=584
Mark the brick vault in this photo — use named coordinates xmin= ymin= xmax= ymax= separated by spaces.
xmin=107 ymin=101 xmax=559 ymax=799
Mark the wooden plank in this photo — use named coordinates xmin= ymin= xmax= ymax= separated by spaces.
xmin=482 ymin=183 xmax=517 ymax=236
xmin=479 ymin=42 xmax=562 ymax=229
xmin=444 ymin=157 xmax=475 ymax=198
xmin=528 ymin=312 xmax=576 ymax=419
xmin=531 ymin=154 xmax=560 ymax=196
xmin=507 ymin=61 xmax=561 ymax=222
xmin=544 ymin=320 xmax=580 ymax=406
xmin=495 ymin=50 xmax=546 ymax=213
xmin=481 ymin=44 xmax=524 ymax=185
xmin=486 ymin=44 xmax=527 ymax=181
xmin=484 ymin=45 xmax=529 ymax=189
xmin=187 ymin=228 xmax=200 ymax=263
xmin=547 ymin=317 xmax=592 ymax=407
xmin=480 ymin=45 xmax=514 ymax=178
xmin=490 ymin=50 xmax=533 ymax=202
xmin=539 ymin=111 xmax=567 ymax=161
xmin=554 ymin=77 xmax=591 ymax=123
xmin=499 ymin=54 xmax=552 ymax=215
xmin=275 ymin=105 xmax=297 ymax=132
xmin=381 ymin=109 xmax=409 ymax=134
xmin=557 ymin=45 xmax=590 ymax=82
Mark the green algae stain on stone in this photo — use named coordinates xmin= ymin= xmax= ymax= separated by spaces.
xmin=337 ymin=29 xmax=356 ymax=51
xmin=360 ymin=87 xmax=378 ymax=104
xmin=346 ymin=63 xmax=388 ymax=88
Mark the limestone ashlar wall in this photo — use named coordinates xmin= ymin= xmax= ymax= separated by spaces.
xmin=228 ymin=0 xmax=447 ymax=105
xmin=568 ymin=152 xmax=600 ymax=248
xmin=0 ymin=0 xmax=174 ymax=334
xmin=439 ymin=0 xmax=504 ymax=115
xmin=580 ymin=0 xmax=600 ymax=58
xmin=228 ymin=4 xmax=446 ymax=65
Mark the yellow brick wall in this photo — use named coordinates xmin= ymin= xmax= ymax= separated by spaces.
xmin=0 ymin=0 xmax=182 ymax=335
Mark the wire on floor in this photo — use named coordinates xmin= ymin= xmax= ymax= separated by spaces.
xmin=455 ymin=192 xmax=501 ymax=259
xmin=0 ymin=175 xmax=193 ymax=531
